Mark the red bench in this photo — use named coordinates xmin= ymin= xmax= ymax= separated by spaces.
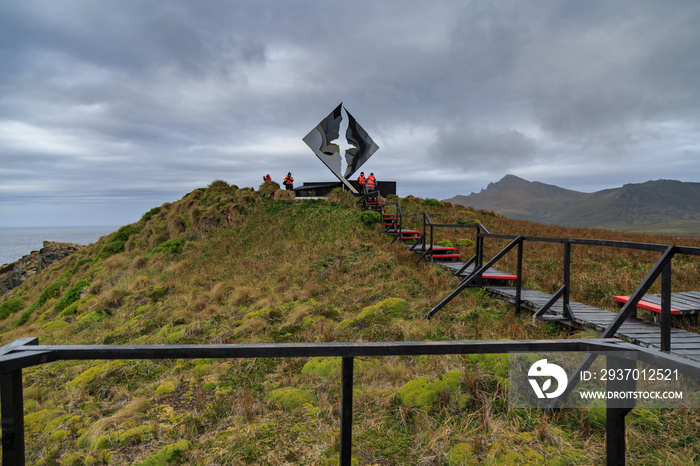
xmin=483 ymin=273 xmax=518 ymax=280
xmin=613 ymin=296 xmax=681 ymax=315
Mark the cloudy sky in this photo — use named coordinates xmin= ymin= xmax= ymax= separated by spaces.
xmin=1 ymin=1 xmax=699 ymax=227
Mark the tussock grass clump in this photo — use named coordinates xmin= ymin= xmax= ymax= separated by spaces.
xmin=258 ymin=180 xmax=281 ymax=198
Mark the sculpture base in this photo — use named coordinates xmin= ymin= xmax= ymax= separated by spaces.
xmin=294 ymin=181 xmax=396 ymax=197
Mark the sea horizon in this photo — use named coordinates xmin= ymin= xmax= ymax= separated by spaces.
xmin=0 ymin=225 xmax=118 ymax=266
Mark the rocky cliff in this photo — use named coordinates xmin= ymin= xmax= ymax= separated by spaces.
xmin=0 ymin=241 xmax=83 ymax=294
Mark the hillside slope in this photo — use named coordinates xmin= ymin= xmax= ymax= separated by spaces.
xmin=1 ymin=182 xmax=699 ymax=464
xmin=447 ymin=175 xmax=700 ymax=234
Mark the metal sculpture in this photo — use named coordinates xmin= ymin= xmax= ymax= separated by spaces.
xmin=303 ymin=103 xmax=379 ymax=194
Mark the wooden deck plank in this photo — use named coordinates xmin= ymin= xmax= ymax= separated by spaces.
xmin=441 ymin=262 xmax=516 ymax=278
xmin=484 ymin=285 xmax=700 ymax=362
xmin=634 ymin=294 xmax=699 ymax=312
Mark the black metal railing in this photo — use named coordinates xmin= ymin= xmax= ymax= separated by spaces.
xmin=374 ymin=198 xmax=700 ymax=353
xmin=4 ymin=337 xmax=700 ymax=465
xmin=426 ymin=231 xmax=700 ymax=353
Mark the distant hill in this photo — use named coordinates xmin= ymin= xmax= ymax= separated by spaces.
xmin=446 ymin=175 xmax=700 ymax=234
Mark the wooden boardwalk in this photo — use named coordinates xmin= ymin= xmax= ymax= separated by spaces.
xmin=486 ymin=285 xmax=700 ymax=363
xmin=380 ymin=200 xmax=700 ymax=364
xmin=617 ymin=291 xmax=700 ymax=315
xmin=441 ymin=262 xmax=517 ymax=280
xmin=433 ymin=260 xmax=700 ymax=362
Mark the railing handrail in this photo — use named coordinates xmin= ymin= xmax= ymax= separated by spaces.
xmin=3 ymin=337 xmax=700 ymax=466
xmin=0 ymin=338 xmax=635 ymax=368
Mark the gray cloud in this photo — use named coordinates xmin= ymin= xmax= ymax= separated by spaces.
xmin=430 ymin=124 xmax=538 ymax=171
xmin=1 ymin=0 xmax=700 ymax=226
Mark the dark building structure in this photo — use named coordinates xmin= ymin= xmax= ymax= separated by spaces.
xmin=294 ymin=181 xmax=396 ymax=197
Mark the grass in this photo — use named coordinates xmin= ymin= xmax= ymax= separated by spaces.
xmin=0 ymin=182 xmax=699 ymax=464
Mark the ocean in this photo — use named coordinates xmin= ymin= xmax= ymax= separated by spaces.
xmin=0 ymin=226 xmax=118 ymax=266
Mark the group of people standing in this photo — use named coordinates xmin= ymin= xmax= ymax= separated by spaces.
xmin=263 ymin=173 xmax=295 ymax=190
xmin=263 ymin=171 xmax=376 ymax=193
xmin=356 ymin=171 xmax=376 ymax=194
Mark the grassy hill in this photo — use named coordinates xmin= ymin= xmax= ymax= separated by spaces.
xmin=1 ymin=181 xmax=700 ymax=464
xmin=447 ymin=175 xmax=700 ymax=235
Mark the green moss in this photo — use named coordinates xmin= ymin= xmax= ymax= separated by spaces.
xmin=423 ymin=198 xmax=445 ymax=207
xmin=58 ymin=298 xmax=83 ymax=317
xmin=241 ymin=306 xmax=282 ymax=323
xmin=90 ymin=434 xmax=114 ymax=451
xmin=134 ymin=439 xmax=190 ymax=465
xmin=269 ymin=387 xmax=316 ymax=410
xmin=54 ymin=279 xmax=91 ymax=312
xmin=44 ymin=413 xmax=74 ymax=433
xmin=118 ymin=426 xmax=155 ymax=445
xmin=456 ymin=238 xmax=475 ymax=249
xmin=49 ymin=429 xmax=71 ymax=442
xmin=301 ymin=357 xmax=341 ymax=379
xmin=84 ymin=451 xmax=113 ymax=464
xmin=340 ymin=298 xmax=410 ymax=328
xmin=398 ymin=376 xmax=448 ymax=409
xmin=165 ymin=329 xmax=185 ymax=344
xmin=76 ymin=310 xmax=108 ymax=329
xmin=15 ymin=279 xmax=67 ymax=327
xmin=98 ymin=225 xmax=139 ymax=259
xmin=148 ymin=238 xmax=184 ymax=256
xmin=60 ymin=452 xmax=87 ymax=466
xmin=515 ymin=432 xmax=536 ymax=443
xmin=202 ymin=382 xmax=217 ymax=391
xmin=141 ymin=206 xmax=161 ymax=222
xmin=522 ymin=448 xmax=545 ymax=463
xmin=41 ymin=320 xmax=68 ymax=332
xmin=360 ymin=210 xmax=382 ymax=226
xmin=156 ymin=380 xmax=177 ymax=396
xmin=448 ymin=442 xmax=477 ymax=465
xmin=467 ymin=353 xmax=509 ymax=382
xmin=25 ymin=409 xmax=66 ymax=434
xmin=0 ymin=297 xmax=24 ymax=320
xmin=441 ymin=370 xmax=463 ymax=393
xmin=193 ymin=361 xmax=212 ymax=377
xmin=67 ymin=360 xmax=124 ymax=388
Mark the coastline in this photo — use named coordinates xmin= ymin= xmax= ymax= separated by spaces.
xmin=0 ymin=226 xmax=118 ymax=266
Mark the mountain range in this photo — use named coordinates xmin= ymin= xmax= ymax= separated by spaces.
xmin=446 ymin=175 xmax=700 ymax=235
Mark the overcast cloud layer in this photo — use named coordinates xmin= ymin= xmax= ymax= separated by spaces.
xmin=1 ymin=0 xmax=699 ymax=226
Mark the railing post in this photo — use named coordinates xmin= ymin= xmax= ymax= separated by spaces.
xmin=476 ymin=230 xmax=484 ymax=270
xmin=606 ymin=407 xmax=630 ymax=466
xmin=0 ymin=338 xmax=40 ymax=466
xmin=516 ymin=237 xmax=523 ymax=315
xmin=605 ymin=354 xmax=635 ymax=465
xmin=1 ymin=370 xmax=25 ymax=466
xmin=660 ymin=260 xmax=672 ymax=352
xmin=602 ymin=246 xmax=675 ymax=339
xmin=340 ymin=356 xmax=354 ymax=466
xmin=564 ymin=241 xmax=571 ymax=317
xmin=429 ymin=224 xmax=434 ymax=262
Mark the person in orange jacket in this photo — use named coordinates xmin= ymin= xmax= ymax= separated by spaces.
xmin=357 ymin=171 xmax=366 ymax=194
xmin=283 ymin=172 xmax=294 ymax=190
xmin=366 ymin=172 xmax=376 ymax=192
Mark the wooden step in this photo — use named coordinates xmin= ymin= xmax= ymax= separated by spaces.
xmin=427 ymin=253 xmax=462 ymax=261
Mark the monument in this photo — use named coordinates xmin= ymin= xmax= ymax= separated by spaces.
xmin=302 ymin=103 xmax=380 ymax=195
